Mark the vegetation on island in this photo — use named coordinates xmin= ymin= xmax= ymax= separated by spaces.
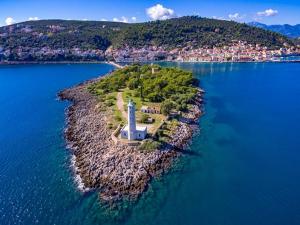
xmin=88 ymin=64 xmax=200 ymax=151
xmin=88 ymin=64 xmax=198 ymax=114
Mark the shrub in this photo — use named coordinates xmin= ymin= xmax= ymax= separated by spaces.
xmin=161 ymin=99 xmax=175 ymax=115
xmin=115 ymin=115 xmax=122 ymax=122
xmin=140 ymin=113 xmax=150 ymax=123
xmin=133 ymin=91 xmax=140 ymax=97
xmin=105 ymin=99 xmax=114 ymax=107
xmin=157 ymin=129 xmax=164 ymax=138
xmin=176 ymin=103 xmax=188 ymax=112
xmin=147 ymin=93 xmax=163 ymax=102
xmin=139 ymin=140 xmax=161 ymax=152
xmin=106 ymin=95 xmax=116 ymax=101
xmin=128 ymin=78 xmax=140 ymax=90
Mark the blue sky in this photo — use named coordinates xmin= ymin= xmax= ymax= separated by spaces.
xmin=1 ymin=0 xmax=300 ymax=26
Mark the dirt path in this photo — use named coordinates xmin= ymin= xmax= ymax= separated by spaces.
xmin=117 ymin=92 xmax=128 ymax=120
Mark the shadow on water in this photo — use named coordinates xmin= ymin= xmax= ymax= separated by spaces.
xmin=177 ymin=148 xmax=203 ymax=157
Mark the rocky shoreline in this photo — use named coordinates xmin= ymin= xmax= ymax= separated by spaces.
xmin=58 ymin=75 xmax=203 ymax=202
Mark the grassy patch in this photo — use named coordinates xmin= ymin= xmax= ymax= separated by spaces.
xmin=101 ymin=92 xmax=125 ymax=128
xmin=161 ymin=119 xmax=180 ymax=139
xmin=122 ymin=88 xmax=143 ymax=110
xmin=138 ymin=140 xmax=161 ymax=153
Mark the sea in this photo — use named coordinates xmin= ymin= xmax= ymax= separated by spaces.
xmin=0 ymin=62 xmax=300 ymax=225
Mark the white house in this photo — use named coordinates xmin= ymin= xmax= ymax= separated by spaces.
xmin=141 ymin=105 xmax=161 ymax=114
xmin=121 ymin=100 xmax=147 ymax=140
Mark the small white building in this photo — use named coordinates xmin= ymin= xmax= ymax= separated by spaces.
xmin=121 ymin=100 xmax=147 ymax=140
xmin=141 ymin=105 xmax=161 ymax=114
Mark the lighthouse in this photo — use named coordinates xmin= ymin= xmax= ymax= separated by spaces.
xmin=127 ymin=99 xmax=137 ymax=140
xmin=120 ymin=100 xmax=147 ymax=141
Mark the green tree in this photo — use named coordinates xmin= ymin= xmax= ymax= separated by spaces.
xmin=161 ymin=99 xmax=175 ymax=115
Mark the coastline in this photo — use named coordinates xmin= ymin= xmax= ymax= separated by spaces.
xmin=58 ymin=72 xmax=203 ymax=202
xmin=0 ymin=61 xmax=109 ymax=65
xmin=1 ymin=59 xmax=300 ymax=66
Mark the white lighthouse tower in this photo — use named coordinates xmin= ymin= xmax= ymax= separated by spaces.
xmin=127 ymin=99 xmax=137 ymax=140
xmin=120 ymin=99 xmax=147 ymax=141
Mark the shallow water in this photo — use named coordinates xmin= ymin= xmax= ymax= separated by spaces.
xmin=0 ymin=62 xmax=300 ymax=225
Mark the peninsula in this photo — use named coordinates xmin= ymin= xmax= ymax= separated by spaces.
xmin=58 ymin=64 xmax=203 ymax=201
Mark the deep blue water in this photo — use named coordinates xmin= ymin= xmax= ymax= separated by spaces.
xmin=0 ymin=62 xmax=300 ymax=225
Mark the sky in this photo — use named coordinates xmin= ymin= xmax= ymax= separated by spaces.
xmin=1 ymin=0 xmax=300 ymax=27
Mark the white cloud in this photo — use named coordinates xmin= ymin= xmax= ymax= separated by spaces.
xmin=101 ymin=18 xmax=107 ymax=21
xmin=212 ymin=16 xmax=224 ymax=20
xmin=28 ymin=17 xmax=39 ymax=21
xmin=121 ymin=16 xmax=128 ymax=23
xmin=146 ymin=4 xmax=175 ymax=20
xmin=228 ymin=13 xmax=244 ymax=21
xmin=5 ymin=17 xmax=15 ymax=25
xmin=112 ymin=16 xmax=137 ymax=23
xmin=257 ymin=9 xmax=278 ymax=17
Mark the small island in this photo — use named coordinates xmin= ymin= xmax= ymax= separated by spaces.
xmin=59 ymin=64 xmax=204 ymax=201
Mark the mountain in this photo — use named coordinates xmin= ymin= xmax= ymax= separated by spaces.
xmin=248 ymin=22 xmax=300 ymax=39
xmin=114 ymin=17 xmax=291 ymax=49
xmin=0 ymin=20 xmax=129 ymax=51
xmin=0 ymin=16 xmax=294 ymax=62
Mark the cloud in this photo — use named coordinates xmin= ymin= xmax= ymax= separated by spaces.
xmin=28 ymin=17 xmax=39 ymax=21
xmin=113 ymin=16 xmax=137 ymax=23
xmin=101 ymin=18 xmax=107 ymax=21
xmin=5 ymin=17 xmax=15 ymax=25
xmin=257 ymin=9 xmax=278 ymax=17
xmin=113 ymin=17 xmax=128 ymax=23
xmin=121 ymin=16 xmax=129 ymax=23
xmin=212 ymin=16 xmax=224 ymax=20
xmin=146 ymin=4 xmax=175 ymax=20
xmin=228 ymin=13 xmax=244 ymax=21
xmin=113 ymin=16 xmax=128 ymax=23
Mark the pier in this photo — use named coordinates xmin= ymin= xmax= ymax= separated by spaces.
xmin=107 ymin=61 xmax=125 ymax=69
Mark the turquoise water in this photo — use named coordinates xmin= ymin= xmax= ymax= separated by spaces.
xmin=1 ymin=63 xmax=300 ymax=225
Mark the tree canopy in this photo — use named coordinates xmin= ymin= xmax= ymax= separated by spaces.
xmin=88 ymin=64 xmax=199 ymax=113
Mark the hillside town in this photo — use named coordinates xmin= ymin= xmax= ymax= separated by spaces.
xmin=1 ymin=41 xmax=299 ymax=63
xmin=1 ymin=23 xmax=300 ymax=63
xmin=106 ymin=41 xmax=300 ymax=62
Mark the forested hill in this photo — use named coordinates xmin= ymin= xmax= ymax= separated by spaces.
xmin=114 ymin=17 xmax=292 ymax=49
xmin=0 ymin=20 xmax=129 ymax=51
xmin=0 ymin=16 xmax=294 ymax=61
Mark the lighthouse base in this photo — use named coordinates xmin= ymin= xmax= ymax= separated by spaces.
xmin=120 ymin=125 xmax=147 ymax=140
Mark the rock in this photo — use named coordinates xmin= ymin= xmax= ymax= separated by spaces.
xmin=59 ymin=78 xmax=204 ymax=202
